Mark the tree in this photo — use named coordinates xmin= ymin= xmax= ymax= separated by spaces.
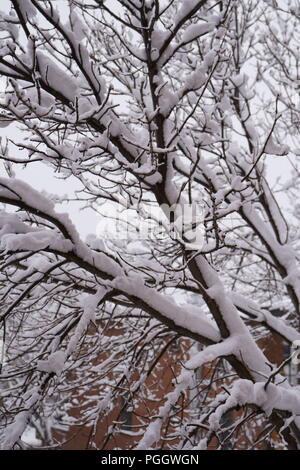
xmin=0 ymin=0 xmax=300 ymax=450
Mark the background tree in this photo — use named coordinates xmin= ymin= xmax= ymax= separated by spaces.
xmin=1 ymin=0 xmax=300 ymax=450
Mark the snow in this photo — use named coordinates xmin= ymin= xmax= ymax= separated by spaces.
xmin=0 ymin=177 xmax=81 ymax=245
xmin=15 ymin=0 xmax=37 ymax=19
xmin=0 ymin=390 xmax=40 ymax=450
xmin=0 ymin=11 xmax=19 ymax=40
xmin=182 ymin=67 xmax=206 ymax=92
xmin=136 ymin=338 xmax=236 ymax=449
xmin=0 ymin=211 xmax=34 ymax=236
xmin=0 ymin=231 xmax=73 ymax=254
xmin=36 ymin=51 xmax=79 ymax=103
xmin=203 ymin=50 xmax=216 ymax=68
xmin=151 ymin=28 xmax=169 ymax=50
xmin=174 ymin=0 xmax=205 ymax=25
xmin=264 ymin=135 xmax=289 ymax=156
xmin=209 ymin=379 xmax=300 ymax=430
xmin=66 ymin=288 xmax=106 ymax=357
xmin=111 ymin=275 xmax=221 ymax=343
xmin=37 ymin=350 xmax=66 ymax=375
xmin=185 ymin=336 xmax=238 ymax=369
xmin=232 ymin=293 xmax=300 ymax=344
xmin=68 ymin=9 xmax=87 ymax=42
xmin=182 ymin=22 xmax=216 ymax=43
xmin=261 ymin=179 xmax=288 ymax=244
xmin=21 ymin=427 xmax=42 ymax=447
